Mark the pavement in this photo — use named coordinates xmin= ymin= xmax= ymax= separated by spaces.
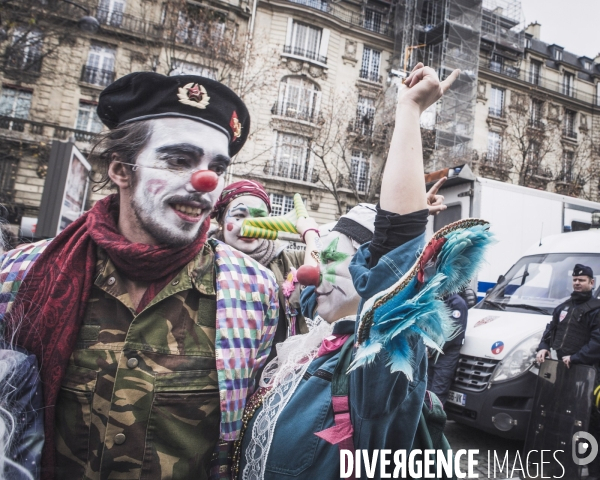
xmin=445 ymin=420 xmax=525 ymax=479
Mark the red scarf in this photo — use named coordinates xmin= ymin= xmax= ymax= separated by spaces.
xmin=8 ymin=194 xmax=209 ymax=479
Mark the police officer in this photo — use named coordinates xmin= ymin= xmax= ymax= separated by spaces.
xmin=427 ymin=292 xmax=469 ymax=404
xmin=536 ymin=264 xmax=600 ymax=479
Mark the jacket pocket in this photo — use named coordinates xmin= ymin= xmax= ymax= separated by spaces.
xmin=55 ymin=364 xmax=98 ymax=480
xmin=263 ymin=376 xmax=333 ymax=476
xmin=141 ymin=370 xmax=220 ymax=480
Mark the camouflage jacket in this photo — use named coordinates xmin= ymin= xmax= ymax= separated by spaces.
xmin=0 ymin=239 xmax=279 ymax=479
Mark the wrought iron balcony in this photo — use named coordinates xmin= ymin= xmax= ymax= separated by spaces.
xmin=488 ymin=107 xmax=504 ymax=118
xmin=264 ymin=161 xmax=318 ymax=183
xmin=282 ymin=45 xmax=327 ymax=64
xmin=358 ymin=69 xmax=381 ymax=83
xmin=80 ymin=65 xmax=115 ymax=87
xmin=271 ymin=101 xmax=320 ymax=123
xmin=0 ymin=115 xmax=99 ymax=143
xmin=5 ymin=47 xmax=42 ymax=73
xmin=562 ymin=129 xmax=577 ymax=140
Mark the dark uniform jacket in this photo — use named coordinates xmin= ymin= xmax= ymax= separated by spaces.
xmin=538 ymin=292 xmax=600 ymax=365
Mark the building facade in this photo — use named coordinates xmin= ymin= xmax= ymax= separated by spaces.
xmin=472 ymin=19 xmax=600 ymax=200
xmin=0 ymin=0 xmax=598 ymax=238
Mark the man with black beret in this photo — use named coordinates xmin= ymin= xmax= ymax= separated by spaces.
xmin=0 ymin=72 xmax=279 ymax=479
xmin=536 ymin=264 xmax=600 ymax=479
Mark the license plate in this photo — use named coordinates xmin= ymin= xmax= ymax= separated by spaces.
xmin=447 ymin=390 xmax=466 ymax=406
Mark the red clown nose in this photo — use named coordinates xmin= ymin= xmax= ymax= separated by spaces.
xmin=296 ymin=265 xmax=321 ymax=287
xmin=191 ymin=170 xmax=219 ymax=192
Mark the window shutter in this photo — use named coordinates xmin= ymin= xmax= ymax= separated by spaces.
xmin=285 ymin=18 xmax=293 ymax=47
xmin=318 ymin=28 xmax=330 ymax=60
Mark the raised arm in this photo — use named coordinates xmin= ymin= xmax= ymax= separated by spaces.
xmin=380 ymin=64 xmax=459 ymax=215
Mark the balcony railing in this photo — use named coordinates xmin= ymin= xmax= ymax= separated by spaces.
xmin=0 ymin=115 xmax=99 ymax=143
xmin=271 ymin=102 xmax=319 ymax=123
xmin=286 ymin=0 xmax=392 ymax=37
xmin=528 ymin=119 xmax=544 ymax=129
xmin=283 ymin=45 xmax=327 ymax=64
xmin=562 ymin=129 xmax=577 ymax=140
xmin=481 ymin=63 xmax=596 ymax=105
xmin=488 ymin=62 xmax=519 ymax=78
xmin=359 ymin=69 xmax=381 ymax=83
xmin=80 ymin=66 xmax=115 ymax=87
xmin=488 ymin=107 xmax=504 ymax=118
xmin=265 ymin=161 xmax=317 ymax=183
xmin=349 ymin=119 xmax=374 ymax=137
xmin=5 ymin=48 xmax=42 ymax=73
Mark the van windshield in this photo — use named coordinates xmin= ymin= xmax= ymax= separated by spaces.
xmin=477 ymin=253 xmax=600 ymax=315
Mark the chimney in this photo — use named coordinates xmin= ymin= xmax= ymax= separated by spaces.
xmin=526 ymin=22 xmax=541 ymax=40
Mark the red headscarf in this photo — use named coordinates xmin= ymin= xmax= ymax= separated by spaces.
xmin=212 ymin=180 xmax=271 ymax=222
xmin=7 ymin=194 xmax=209 ymax=479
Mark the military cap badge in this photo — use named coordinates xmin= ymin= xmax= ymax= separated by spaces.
xmin=178 ymin=83 xmax=210 ymax=109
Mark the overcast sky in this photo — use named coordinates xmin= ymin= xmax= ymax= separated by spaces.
xmin=520 ymin=0 xmax=600 ymax=58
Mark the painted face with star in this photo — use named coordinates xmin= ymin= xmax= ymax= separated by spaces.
xmin=315 ymin=231 xmax=361 ymax=323
xmin=221 ymin=194 xmax=270 ymax=253
xmin=128 ymin=117 xmax=231 ymax=247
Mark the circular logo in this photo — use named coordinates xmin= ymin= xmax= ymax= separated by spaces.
xmin=452 ymin=310 xmax=462 ymax=319
xmin=491 ymin=341 xmax=504 ymax=355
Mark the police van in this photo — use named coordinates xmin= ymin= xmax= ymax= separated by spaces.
xmin=445 ymin=228 xmax=600 ymax=439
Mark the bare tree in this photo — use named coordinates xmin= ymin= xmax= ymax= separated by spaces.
xmin=502 ymin=92 xmax=559 ymax=189
xmin=308 ymin=85 xmax=394 ymax=216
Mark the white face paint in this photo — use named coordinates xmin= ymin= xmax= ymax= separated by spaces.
xmin=221 ymin=195 xmax=270 ymax=253
xmin=129 ymin=117 xmax=230 ymax=247
xmin=315 ymin=231 xmax=360 ymax=323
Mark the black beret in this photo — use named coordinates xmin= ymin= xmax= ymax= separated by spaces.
xmin=573 ymin=264 xmax=594 ymax=278
xmin=97 ymin=72 xmax=250 ymax=156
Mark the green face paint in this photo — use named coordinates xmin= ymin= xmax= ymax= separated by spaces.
xmin=248 ymin=207 xmax=269 ymax=218
xmin=321 ymin=237 xmax=350 ymax=284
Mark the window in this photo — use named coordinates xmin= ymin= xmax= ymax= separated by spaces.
xmin=489 ymin=87 xmax=504 ymax=117
xmin=562 ymin=72 xmax=574 ymax=97
xmin=560 ymin=151 xmax=574 ymax=182
xmin=434 ymin=204 xmax=462 ymax=231
xmin=597 ymin=83 xmax=600 ymax=107
xmin=7 ymin=28 xmax=42 ymax=72
xmin=528 ymin=60 xmax=541 ymax=85
xmin=554 ymin=49 xmax=563 ymax=61
xmin=82 ymin=45 xmax=116 ymax=87
xmin=271 ymin=132 xmax=312 ymax=182
xmin=76 ymin=102 xmax=103 ymax=133
xmin=490 ymin=53 xmax=503 ymax=73
xmin=527 ymin=140 xmax=540 ymax=169
xmin=360 ymin=47 xmax=381 ymax=82
xmin=354 ymin=96 xmax=375 ymax=136
xmin=284 ymin=20 xmax=327 ymax=64
xmin=0 ymin=87 xmax=32 ymax=131
xmin=270 ymin=193 xmax=295 ymax=216
xmin=525 ymin=37 xmax=532 ymax=49
xmin=530 ymin=99 xmax=543 ymax=127
xmin=583 ymin=60 xmax=592 ymax=71
xmin=563 ymin=110 xmax=576 ymax=138
xmin=363 ymin=9 xmax=383 ymax=34
xmin=175 ymin=7 xmax=226 ymax=48
xmin=276 ymin=77 xmax=321 ymax=122
xmin=97 ymin=0 xmax=125 ymax=27
xmin=486 ymin=131 xmax=502 ymax=162
xmin=350 ymin=151 xmax=370 ymax=193
xmin=170 ymin=60 xmax=217 ymax=80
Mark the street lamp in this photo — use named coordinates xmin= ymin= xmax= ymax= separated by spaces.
xmin=62 ymin=0 xmax=100 ymax=33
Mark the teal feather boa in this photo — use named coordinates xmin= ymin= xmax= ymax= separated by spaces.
xmin=350 ymin=222 xmax=494 ymax=380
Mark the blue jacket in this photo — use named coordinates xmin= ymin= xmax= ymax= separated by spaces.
xmin=238 ymin=234 xmax=426 ymax=479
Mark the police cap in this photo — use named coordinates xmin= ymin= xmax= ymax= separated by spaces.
xmin=573 ymin=264 xmax=594 ymax=278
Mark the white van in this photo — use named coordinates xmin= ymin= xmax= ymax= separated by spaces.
xmin=446 ymin=228 xmax=600 ymax=440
